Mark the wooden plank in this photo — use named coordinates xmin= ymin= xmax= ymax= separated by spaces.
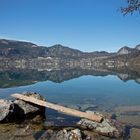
xmin=11 ymin=93 xmax=103 ymax=123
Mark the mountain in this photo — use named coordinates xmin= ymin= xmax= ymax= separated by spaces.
xmin=0 ymin=39 xmax=140 ymax=70
xmin=135 ymin=44 xmax=140 ymax=50
xmin=0 ymin=39 xmax=46 ymax=58
xmin=117 ymin=46 xmax=139 ymax=55
xmin=44 ymin=44 xmax=84 ymax=59
xmin=0 ymin=39 xmax=112 ymax=59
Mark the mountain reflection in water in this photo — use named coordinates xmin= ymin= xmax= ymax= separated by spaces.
xmin=0 ymin=63 xmax=140 ymax=140
xmin=0 ymin=66 xmax=140 ymax=88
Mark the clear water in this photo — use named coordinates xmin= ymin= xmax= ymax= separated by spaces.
xmin=0 ymin=74 xmax=140 ymax=113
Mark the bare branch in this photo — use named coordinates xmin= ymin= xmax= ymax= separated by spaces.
xmin=121 ymin=0 xmax=140 ymax=15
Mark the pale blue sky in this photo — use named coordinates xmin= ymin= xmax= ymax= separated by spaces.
xmin=0 ymin=0 xmax=140 ymax=52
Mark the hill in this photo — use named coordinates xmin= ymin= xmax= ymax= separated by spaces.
xmin=0 ymin=39 xmax=112 ymax=59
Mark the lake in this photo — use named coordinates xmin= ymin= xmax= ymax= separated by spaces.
xmin=0 ymin=69 xmax=140 ymax=115
xmin=0 ymin=69 xmax=140 ymax=139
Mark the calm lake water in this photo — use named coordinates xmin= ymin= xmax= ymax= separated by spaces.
xmin=0 ymin=74 xmax=140 ymax=113
xmin=0 ymin=69 xmax=140 ymax=140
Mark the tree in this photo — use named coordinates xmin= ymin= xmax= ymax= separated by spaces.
xmin=121 ymin=0 xmax=140 ymax=15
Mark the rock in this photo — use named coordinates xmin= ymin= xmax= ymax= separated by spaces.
xmin=0 ymin=92 xmax=46 ymax=122
xmin=86 ymin=110 xmax=113 ymax=120
xmin=77 ymin=116 xmax=123 ymax=138
xmin=0 ymin=99 xmax=14 ymax=122
xmin=22 ymin=92 xmax=46 ymax=101
xmin=39 ymin=127 xmax=118 ymax=140
xmin=79 ymin=104 xmax=98 ymax=111
xmin=57 ymin=128 xmax=82 ymax=140
xmin=70 ymin=129 xmax=82 ymax=140
xmin=39 ymin=128 xmax=82 ymax=140
xmin=14 ymin=92 xmax=46 ymax=117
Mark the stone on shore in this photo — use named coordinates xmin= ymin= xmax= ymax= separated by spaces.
xmin=14 ymin=92 xmax=46 ymax=117
xmin=77 ymin=111 xmax=123 ymax=138
xmin=0 ymin=99 xmax=14 ymax=122
xmin=39 ymin=128 xmax=82 ymax=140
xmin=39 ymin=127 xmax=120 ymax=140
xmin=0 ymin=92 xmax=46 ymax=122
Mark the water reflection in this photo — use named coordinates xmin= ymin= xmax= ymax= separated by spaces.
xmin=0 ymin=66 xmax=140 ymax=88
xmin=0 ymin=59 xmax=140 ymax=139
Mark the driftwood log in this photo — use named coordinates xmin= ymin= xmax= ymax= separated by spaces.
xmin=11 ymin=93 xmax=103 ymax=123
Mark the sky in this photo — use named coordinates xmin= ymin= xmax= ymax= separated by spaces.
xmin=0 ymin=0 xmax=140 ymax=52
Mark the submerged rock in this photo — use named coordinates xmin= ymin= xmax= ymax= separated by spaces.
xmin=79 ymin=104 xmax=98 ymax=111
xmin=0 ymin=99 xmax=14 ymax=122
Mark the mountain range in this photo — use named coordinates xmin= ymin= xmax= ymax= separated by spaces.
xmin=0 ymin=39 xmax=140 ymax=71
xmin=0 ymin=39 xmax=140 ymax=59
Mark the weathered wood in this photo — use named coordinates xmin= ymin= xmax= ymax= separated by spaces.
xmin=11 ymin=93 xmax=103 ymax=122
